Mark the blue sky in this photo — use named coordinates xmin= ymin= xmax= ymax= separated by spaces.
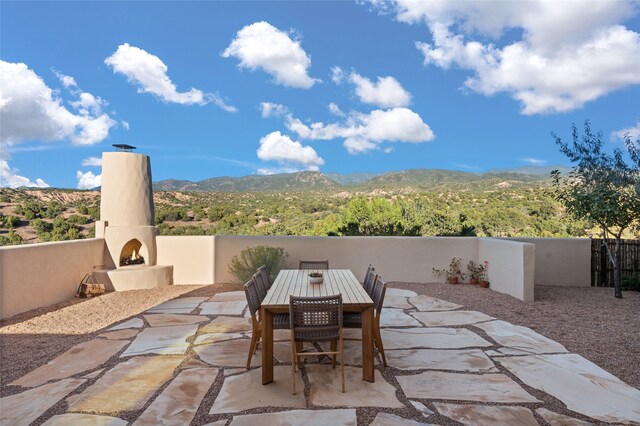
xmin=1 ymin=1 xmax=639 ymax=189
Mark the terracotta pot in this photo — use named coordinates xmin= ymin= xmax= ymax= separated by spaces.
xmin=469 ymin=278 xmax=478 ymax=285
xmin=448 ymin=276 xmax=459 ymax=284
xmin=479 ymin=280 xmax=490 ymax=288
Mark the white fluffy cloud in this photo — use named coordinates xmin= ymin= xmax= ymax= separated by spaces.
xmin=223 ymin=21 xmax=318 ymax=89
xmin=611 ymin=120 xmax=640 ymax=142
xmin=331 ymin=66 xmax=345 ymax=84
xmin=257 ymin=131 xmax=324 ymax=171
xmin=0 ymin=160 xmax=49 ymax=188
xmin=375 ymin=1 xmax=640 ymax=114
xmin=76 ymin=170 xmax=101 ymax=189
xmin=105 ymin=43 xmax=237 ymax=112
xmin=264 ymin=104 xmax=435 ymax=154
xmin=521 ymin=158 xmax=547 ymax=165
xmin=349 ymin=72 xmax=411 ymax=108
xmin=0 ymin=61 xmax=116 ymax=146
xmin=82 ymin=156 xmax=102 ymax=167
xmin=327 ymin=102 xmax=345 ymax=117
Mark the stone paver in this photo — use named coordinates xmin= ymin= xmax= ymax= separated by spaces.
xmin=67 ymin=356 xmax=184 ymax=413
xmin=408 ymin=295 xmax=463 ymax=311
xmin=108 ymin=318 xmax=144 ymax=330
xmin=380 ymin=309 xmax=422 ymax=327
xmin=10 ymin=339 xmax=127 ymax=388
xmin=200 ymin=316 xmax=252 ymax=334
xmin=307 ymin=365 xmax=404 ymax=408
xmin=133 ymin=367 xmax=218 ymax=426
xmin=433 ymin=403 xmax=538 ymax=426
xmin=474 ymin=320 xmax=568 ymax=354
xmin=410 ymin=400 xmax=434 ymax=417
xmin=209 ymin=291 xmax=246 ymax=302
xmin=194 ymin=332 xmax=244 ymax=346
xmin=386 ymin=348 xmax=497 ymax=372
xmin=412 ymin=310 xmax=494 ymax=327
xmin=397 ymin=371 xmax=539 ymax=403
xmin=143 ymin=313 xmax=209 ymax=327
xmin=381 ymin=327 xmax=492 ymax=349
xmin=535 ymin=408 xmax=594 ymax=426
xmin=383 ymin=295 xmax=413 ymax=309
xmin=99 ymin=329 xmax=139 ymax=340
xmin=370 ymin=412 xmax=432 ymax=426
xmin=209 ymin=366 xmax=305 ymax=414
xmin=0 ymin=378 xmax=85 ymax=426
xmin=199 ymin=301 xmax=247 ymax=316
xmin=122 ymin=324 xmax=199 ymax=356
xmin=497 ymin=354 xmax=640 ymax=424
xmin=229 ymin=409 xmax=357 ymax=426
xmin=146 ymin=297 xmax=208 ymax=314
xmin=385 ymin=288 xmax=417 ymax=298
xmin=42 ymin=414 xmax=127 ymax=426
xmin=83 ymin=368 xmax=105 ymax=379
xmin=195 ymin=338 xmax=258 ymax=367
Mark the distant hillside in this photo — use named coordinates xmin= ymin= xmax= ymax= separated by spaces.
xmin=153 ymin=166 xmax=560 ymax=192
xmin=154 ymin=171 xmax=339 ymax=192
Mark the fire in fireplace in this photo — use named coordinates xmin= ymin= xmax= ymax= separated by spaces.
xmin=120 ymin=239 xmax=146 ymax=267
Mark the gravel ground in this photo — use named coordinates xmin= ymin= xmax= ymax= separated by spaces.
xmin=1 ymin=282 xmax=638 ymax=425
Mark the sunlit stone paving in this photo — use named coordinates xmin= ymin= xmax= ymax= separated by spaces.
xmin=2 ymin=288 xmax=639 ymax=425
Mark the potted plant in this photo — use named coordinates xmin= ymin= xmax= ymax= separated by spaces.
xmin=466 ymin=261 xmax=486 ymax=285
xmin=309 ymin=271 xmax=324 ymax=284
xmin=478 ymin=261 xmax=490 ymax=288
xmin=433 ymin=257 xmax=464 ymax=284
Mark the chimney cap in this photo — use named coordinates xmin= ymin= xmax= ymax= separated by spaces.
xmin=113 ymin=144 xmax=136 ymax=152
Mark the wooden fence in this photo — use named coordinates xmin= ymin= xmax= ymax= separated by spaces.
xmin=591 ymin=239 xmax=640 ymax=287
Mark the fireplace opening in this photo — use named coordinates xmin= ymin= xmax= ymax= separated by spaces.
xmin=120 ymin=239 xmax=146 ymax=267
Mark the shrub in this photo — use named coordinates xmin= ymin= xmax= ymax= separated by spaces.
xmin=228 ymin=246 xmax=288 ymax=283
xmin=0 ymin=230 xmax=23 ymax=246
xmin=621 ymin=273 xmax=640 ymax=292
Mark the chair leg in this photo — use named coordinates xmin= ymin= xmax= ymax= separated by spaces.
xmin=247 ymin=330 xmax=259 ymax=370
xmin=296 ymin=341 xmax=303 ymax=367
xmin=340 ymin=334 xmax=345 ymax=393
xmin=291 ymin=334 xmax=297 ymax=395
xmin=374 ymin=326 xmax=387 ymax=367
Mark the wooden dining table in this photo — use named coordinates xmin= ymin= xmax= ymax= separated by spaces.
xmin=261 ymin=269 xmax=375 ymax=384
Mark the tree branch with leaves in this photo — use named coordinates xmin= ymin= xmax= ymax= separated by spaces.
xmin=551 ymin=120 xmax=640 ymax=298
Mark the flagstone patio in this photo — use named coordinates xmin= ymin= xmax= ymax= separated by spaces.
xmin=2 ymin=286 xmax=639 ymax=425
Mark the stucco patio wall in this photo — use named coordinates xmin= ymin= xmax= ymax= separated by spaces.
xmin=508 ymin=238 xmax=591 ymax=287
xmin=0 ymin=238 xmax=105 ymax=319
xmin=156 ymin=236 xmax=215 ymax=284
xmin=479 ymin=238 xmax=536 ymax=302
xmin=211 ymin=235 xmax=480 ymax=284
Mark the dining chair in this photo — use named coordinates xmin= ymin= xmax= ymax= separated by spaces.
xmin=363 ymin=264 xmax=376 ymax=297
xmin=243 ymin=279 xmax=290 ymax=369
xmin=299 ymin=260 xmax=329 ymax=270
xmin=257 ymin=265 xmax=272 ymax=290
xmin=252 ymin=271 xmax=268 ymax=301
xmin=344 ymin=275 xmax=388 ymax=367
xmin=289 ymin=294 xmax=344 ymax=394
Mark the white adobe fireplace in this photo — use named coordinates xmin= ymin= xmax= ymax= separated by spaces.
xmin=93 ymin=151 xmax=173 ymax=290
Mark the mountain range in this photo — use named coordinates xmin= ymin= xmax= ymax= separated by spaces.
xmin=152 ymin=166 xmax=571 ymax=192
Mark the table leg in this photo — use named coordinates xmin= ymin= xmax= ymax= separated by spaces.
xmin=262 ymin=307 xmax=274 ymax=384
xmin=361 ymin=305 xmax=375 ymax=382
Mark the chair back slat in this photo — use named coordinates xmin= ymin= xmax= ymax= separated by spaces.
xmin=257 ymin=265 xmax=272 ymax=290
xmin=365 ymin=273 xmax=378 ymax=298
xmin=373 ymin=276 xmax=387 ymax=313
xmin=244 ymin=279 xmax=261 ymax=317
xmin=299 ymin=260 xmax=329 ymax=270
xmin=289 ymin=294 xmax=342 ymax=333
xmin=252 ymin=271 xmax=268 ymax=301
xmin=363 ymin=264 xmax=375 ymax=288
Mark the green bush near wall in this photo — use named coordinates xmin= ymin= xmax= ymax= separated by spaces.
xmin=228 ymin=246 xmax=289 ymax=283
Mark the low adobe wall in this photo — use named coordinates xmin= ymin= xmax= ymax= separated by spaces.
xmin=0 ymin=239 xmax=105 ymax=319
xmin=479 ymin=238 xmax=536 ymax=302
xmin=212 ymin=235 xmax=480 ymax=284
xmin=156 ymin=236 xmax=215 ymax=284
xmin=509 ymin=238 xmax=591 ymax=287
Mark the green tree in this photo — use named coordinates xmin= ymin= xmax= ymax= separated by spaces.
xmin=551 ymin=121 xmax=640 ymax=298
